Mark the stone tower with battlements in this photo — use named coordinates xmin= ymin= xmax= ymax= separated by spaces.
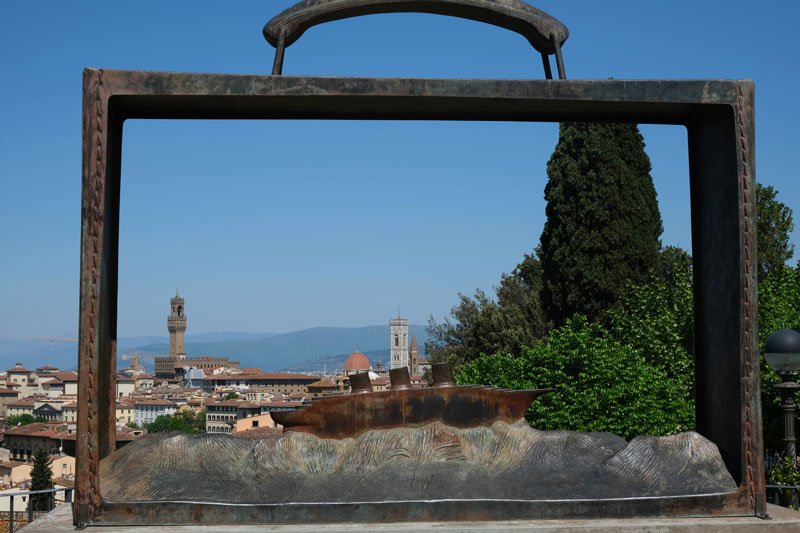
xmin=389 ymin=316 xmax=409 ymax=370
xmin=168 ymin=290 xmax=187 ymax=359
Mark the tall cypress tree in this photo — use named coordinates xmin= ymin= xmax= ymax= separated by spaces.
xmin=539 ymin=122 xmax=662 ymax=326
xmin=30 ymin=446 xmax=54 ymax=511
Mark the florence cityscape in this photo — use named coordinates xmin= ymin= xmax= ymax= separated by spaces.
xmin=1 ymin=0 xmax=799 ymax=530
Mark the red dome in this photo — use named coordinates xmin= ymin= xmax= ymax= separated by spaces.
xmin=343 ymin=352 xmax=371 ymax=371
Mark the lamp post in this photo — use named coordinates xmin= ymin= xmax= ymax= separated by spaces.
xmin=765 ymin=328 xmax=800 ymax=463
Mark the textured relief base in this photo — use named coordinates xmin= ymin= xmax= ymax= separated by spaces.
xmin=101 ymin=421 xmax=736 ymax=503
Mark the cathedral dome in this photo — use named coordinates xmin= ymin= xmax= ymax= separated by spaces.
xmin=343 ymin=352 xmax=371 ymax=372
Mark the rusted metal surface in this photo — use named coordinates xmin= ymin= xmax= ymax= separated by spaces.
xmin=272 ymin=384 xmax=553 ymax=439
xmin=388 ymin=366 xmax=412 ymax=389
xmin=264 ymin=0 xmax=569 ymax=77
xmin=77 ymin=69 xmax=763 ymax=525
xmin=431 ymin=361 xmax=455 ymax=386
xmin=348 ymin=371 xmax=373 ymax=393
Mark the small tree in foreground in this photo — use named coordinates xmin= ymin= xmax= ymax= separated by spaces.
xmin=30 ymin=446 xmax=53 ymax=511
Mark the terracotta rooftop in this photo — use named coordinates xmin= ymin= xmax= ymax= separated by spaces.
xmin=230 ymin=426 xmax=283 ymax=439
xmin=308 ymin=378 xmax=337 ymax=388
xmin=203 ymin=371 xmax=317 ymax=381
xmin=133 ymin=399 xmax=176 ymax=407
xmin=1 ymin=423 xmax=64 ymax=438
xmin=207 ymin=400 xmax=260 ymax=408
xmin=0 ymin=388 xmax=19 ymax=395
xmin=0 ymin=461 xmax=29 ymax=470
xmin=53 ymin=371 xmax=78 ymax=382
xmin=343 ymin=352 xmax=371 ymax=371
xmin=58 ymin=426 xmax=140 ymax=442
xmin=7 ymin=399 xmax=35 ymax=406
xmin=6 ymin=365 xmax=31 ymax=374
xmin=36 ymin=365 xmax=59 ymax=371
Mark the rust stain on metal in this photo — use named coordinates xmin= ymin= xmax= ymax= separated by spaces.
xmin=272 ymin=363 xmax=553 ymax=439
xmin=76 ymin=64 xmax=764 ymax=524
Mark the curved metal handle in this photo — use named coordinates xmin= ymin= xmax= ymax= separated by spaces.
xmin=264 ymin=0 xmax=568 ymax=78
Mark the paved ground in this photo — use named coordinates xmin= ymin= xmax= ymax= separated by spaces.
xmin=22 ymin=503 xmax=800 ymax=532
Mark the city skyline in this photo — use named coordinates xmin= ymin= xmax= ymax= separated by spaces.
xmin=2 ymin=1 xmax=799 ymax=339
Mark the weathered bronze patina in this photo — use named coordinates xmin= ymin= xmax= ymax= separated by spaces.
xmin=263 ymin=0 xmax=569 ymax=77
xmin=76 ymin=0 xmax=764 ymax=527
xmin=272 ymin=364 xmax=554 ymax=438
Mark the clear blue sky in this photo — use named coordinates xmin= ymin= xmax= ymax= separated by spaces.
xmin=1 ymin=1 xmax=798 ymax=338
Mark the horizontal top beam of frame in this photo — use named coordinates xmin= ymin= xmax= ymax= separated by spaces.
xmin=93 ymin=69 xmax=749 ymax=125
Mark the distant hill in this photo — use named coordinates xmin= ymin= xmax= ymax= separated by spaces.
xmin=131 ymin=325 xmax=428 ymax=371
xmin=0 ymin=330 xmax=277 ymax=372
xmin=281 ymin=349 xmax=391 ymax=373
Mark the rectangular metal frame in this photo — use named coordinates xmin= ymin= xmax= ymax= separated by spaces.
xmin=76 ymin=69 xmax=763 ymax=526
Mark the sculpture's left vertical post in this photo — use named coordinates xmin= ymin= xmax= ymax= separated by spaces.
xmin=75 ymin=68 xmax=122 ymax=528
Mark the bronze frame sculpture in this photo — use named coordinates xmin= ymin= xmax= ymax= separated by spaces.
xmin=75 ymin=0 xmax=764 ymax=527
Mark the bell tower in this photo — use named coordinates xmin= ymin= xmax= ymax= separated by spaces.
xmin=389 ymin=316 xmax=409 ymax=370
xmin=409 ymin=332 xmax=420 ymax=375
xmin=168 ymin=289 xmax=187 ymax=359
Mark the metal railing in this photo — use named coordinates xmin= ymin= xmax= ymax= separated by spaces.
xmin=766 ymin=484 xmax=800 ymax=509
xmin=0 ymin=487 xmax=73 ymax=533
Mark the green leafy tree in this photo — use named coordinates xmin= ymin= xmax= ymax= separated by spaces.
xmin=5 ymin=414 xmax=47 ymax=426
xmin=767 ymin=456 xmax=800 ymax=509
xmin=759 ymin=261 xmax=800 ymax=452
xmin=539 ymin=122 xmax=662 ymax=326
xmin=608 ymin=246 xmax=695 ymax=407
xmin=224 ymin=392 xmax=239 ymax=400
xmin=757 ymin=183 xmax=795 ymax=282
xmin=145 ymin=411 xmax=206 ymax=434
xmin=426 ymin=253 xmax=548 ymax=370
xmin=126 ymin=421 xmax=140 ymax=429
xmin=456 ymin=316 xmax=693 ymax=440
xmin=29 ymin=446 xmax=53 ymax=511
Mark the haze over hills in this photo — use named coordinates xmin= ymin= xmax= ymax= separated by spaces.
xmin=131 ymin=325 xmax=428 ymax=372
xmin=0 ymin=326 xmax=427 ymax=373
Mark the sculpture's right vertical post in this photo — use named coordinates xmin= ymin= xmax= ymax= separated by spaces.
xmin=688 ymin=80 xmax=765 ymax=517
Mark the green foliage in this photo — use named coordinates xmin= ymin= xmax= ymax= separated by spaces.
xmin=145 ymin=410 xmax=206 ymax=434
xmin=30 ymin=446 xmax=53 ymax=511
xmin=426 ymin=253 xmax=548 ymax=370
xmin=608 ymin=246 xmax=695 ymax=408
xmin=456 ymin=317 xmax=693 ymax=440
xmin=126 ymin=421 xmax=140 ymax=429
xmin=5 ymin=414 xmax=46 ymax=426
xmin=224 ymin=392 xmax=239 ymax=400
xmin=767 ymin=457 xmax=800 ymax=509
xmin=759 ymin=262 xmax=800 ymax=452
xmin=757 ymin=183 xmax=795 ymax=282
xmin=539 ymin=122 xmax=662 ymax=326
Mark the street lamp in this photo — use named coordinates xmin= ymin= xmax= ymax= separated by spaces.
xmin=765 ymin=328 xmax=800 ymax=463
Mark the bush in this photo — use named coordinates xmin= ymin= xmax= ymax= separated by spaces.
xmin=456 ymin=316 xmax=693 ymax=440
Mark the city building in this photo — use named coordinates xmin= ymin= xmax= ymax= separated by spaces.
xmin=168 ymin=289 xmax=187 ymax=359
xmin=133 ymin=399 xmax=177 ymax=426
xmin=342 ymin=352 xmax=371 ymax=375
xmin=205 ymin=400 xmax=261 ymax=434
xmin=116 ymin=375 xmax=135 ymax=398
xmin=155 ymin=292 xmax=240 ymax=379
xmin=0 ymin=387 xmax=20 ymax=417
xmin=390 ymin=317 xmax=409 ymax=370
xmin=234 ymin=413 xmax=278 ymax=433
xmin=202 ymin=370 xmax=317 ymax=395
